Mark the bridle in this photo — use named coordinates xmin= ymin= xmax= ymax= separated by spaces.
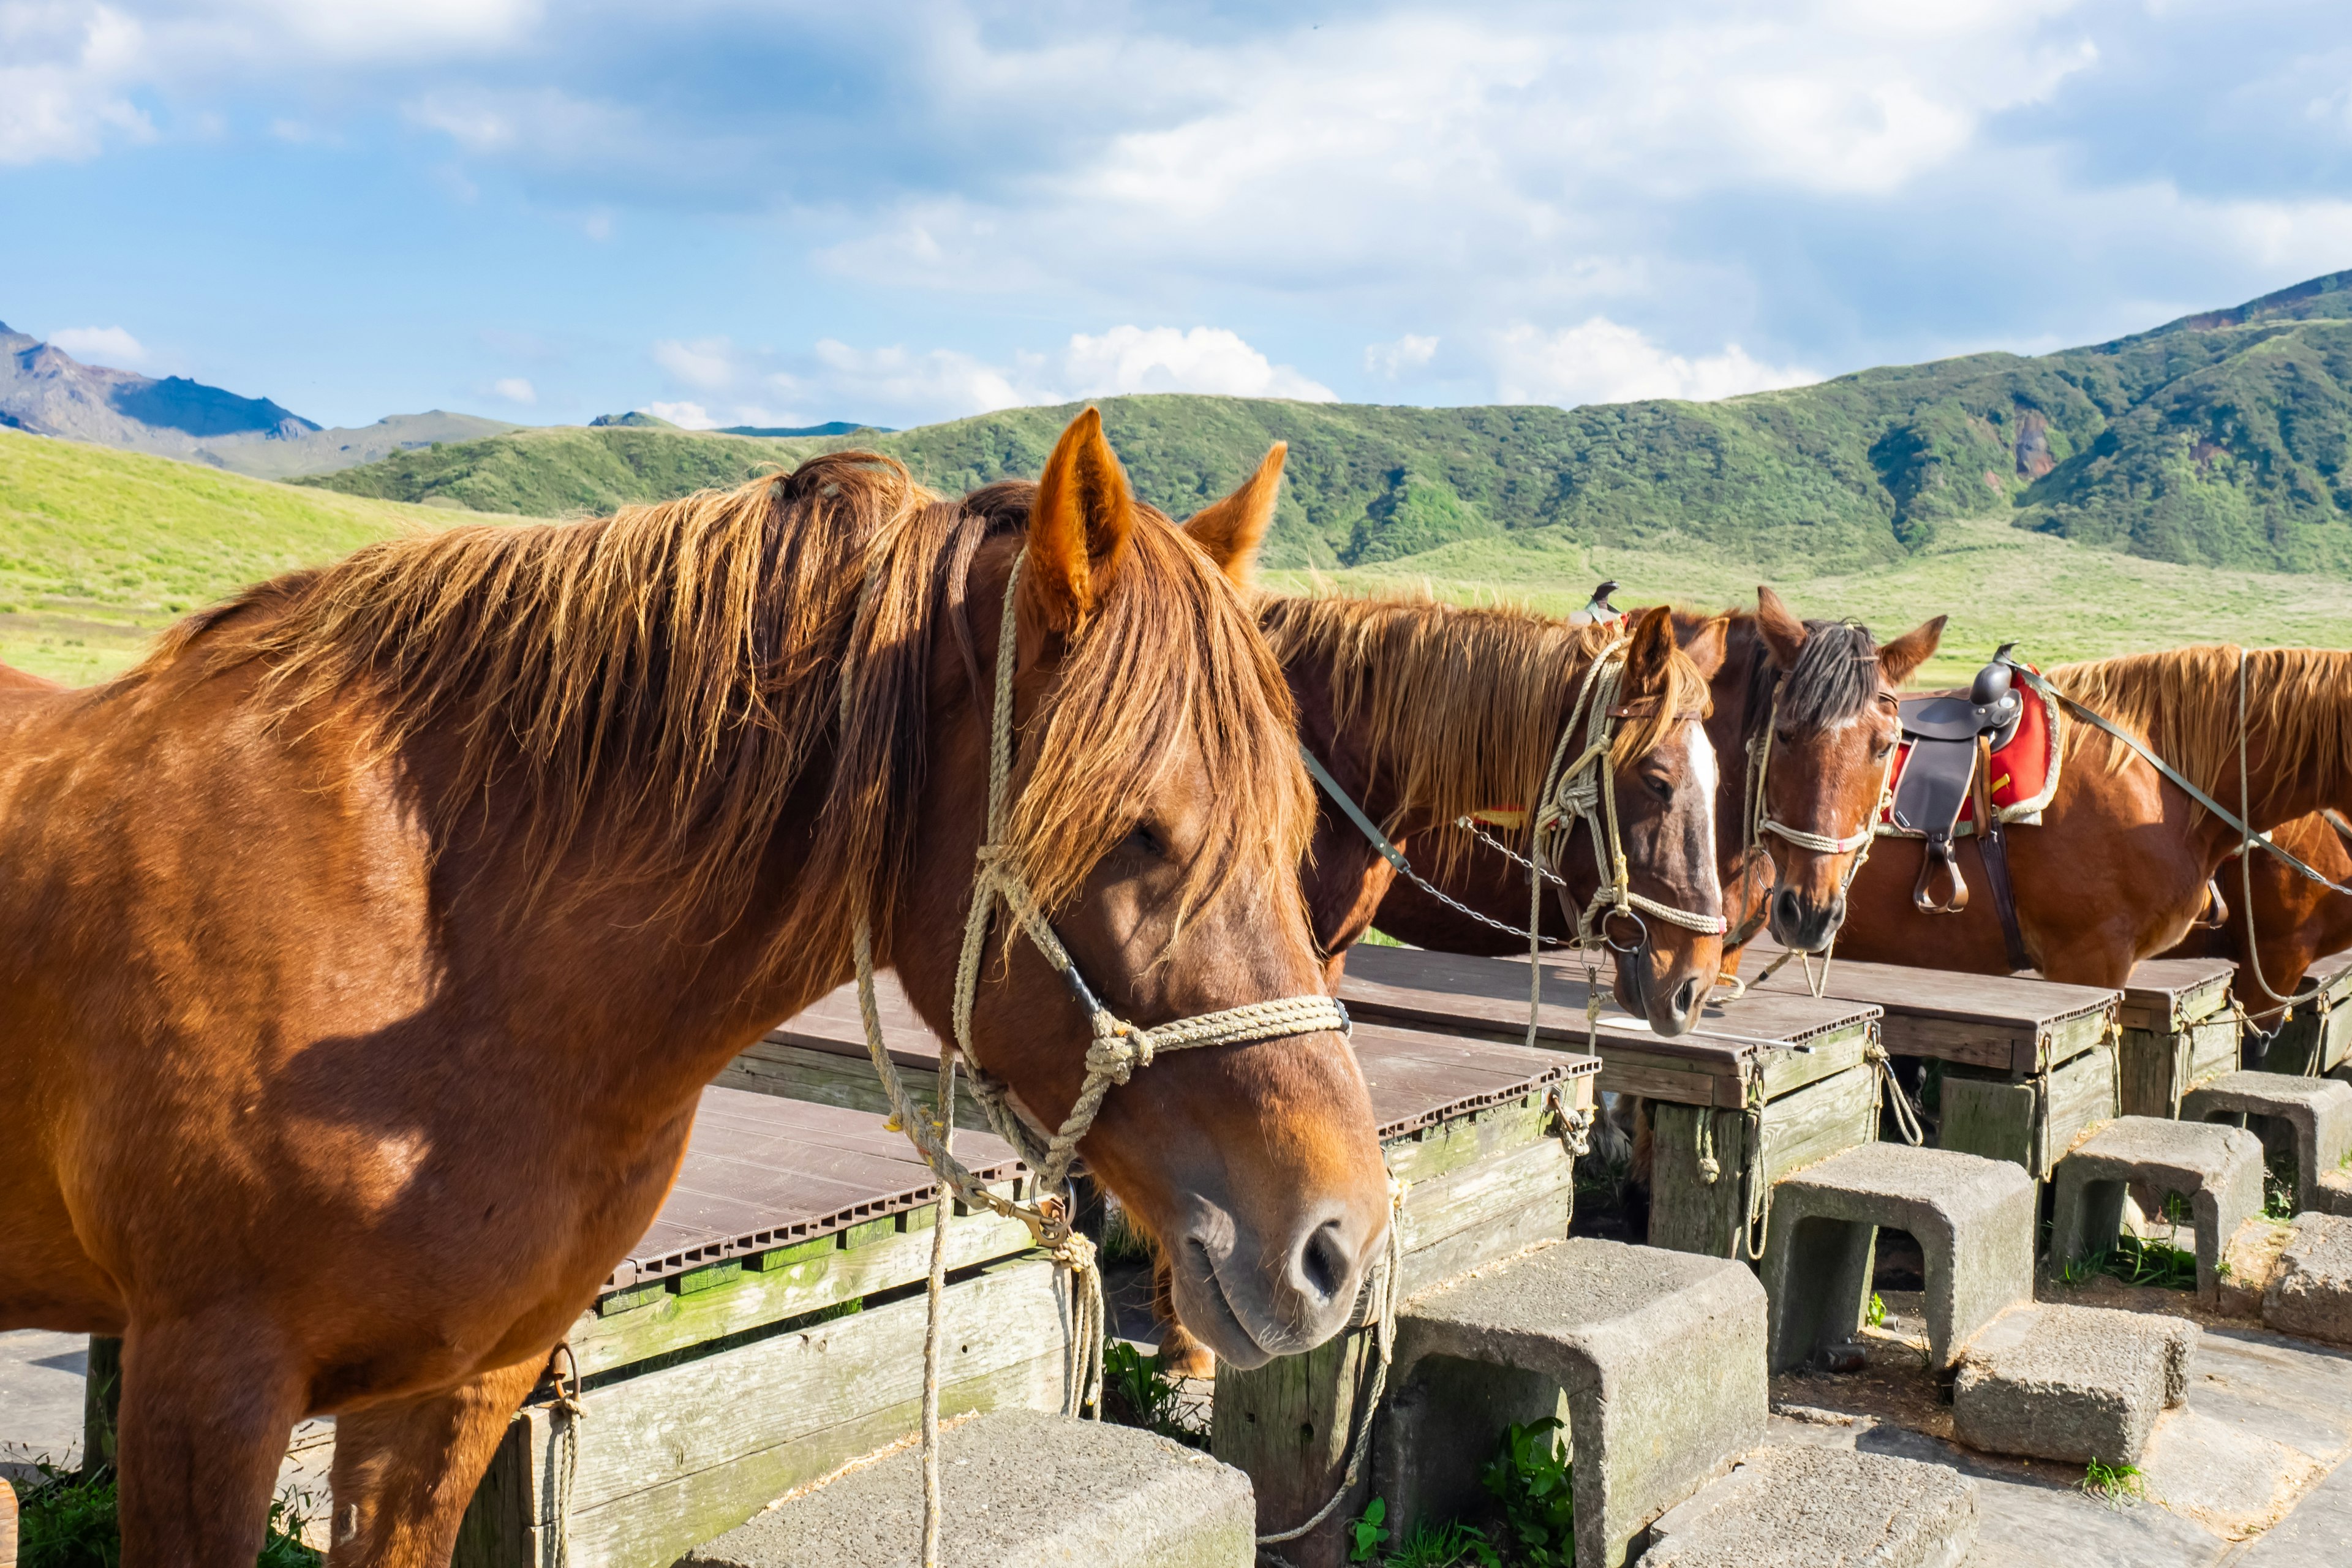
xmin=1719 ymin=668 xmax=1900 ymax=999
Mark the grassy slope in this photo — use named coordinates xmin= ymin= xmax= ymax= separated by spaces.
xmin=0 ymin=429 xmax=501 ymax=684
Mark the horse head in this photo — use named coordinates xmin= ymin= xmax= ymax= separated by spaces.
xmin=895 ymin=413 xmax=1387 ymax=1368
xmin=1551 ymin=605 xmax=1729 ymax=1036
xmin=1750 ymin=587 xmax=1943 ymax=952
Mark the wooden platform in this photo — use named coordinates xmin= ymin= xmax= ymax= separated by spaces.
xmin=458 ymin=1088 xmax=1061 ymax=1568
xmin=2267 ymin=948 xmax=2352 ymax=1079
xmin=1214 ymin=1012 xmax=1599 ymax=1568
xmin=2116 ymin=957 xmax=2240 ymax=1118
xmin=1333 ymin=946 xmax=1883 ymax=1259
xmin=1730 ymin=942 xmax=2122 ymax=1178
xmin=718 ymin=977 xmax=999 ymax=1133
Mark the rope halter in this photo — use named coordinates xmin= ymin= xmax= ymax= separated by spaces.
xmin=1529 ymin=628 xmax=1730 ymax=956
xmin=842 ymin=543 xmax=1352 ymax=1396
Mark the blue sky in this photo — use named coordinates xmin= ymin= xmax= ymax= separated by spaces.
xmin=5 ymin=1 xmax=2350 ymax=431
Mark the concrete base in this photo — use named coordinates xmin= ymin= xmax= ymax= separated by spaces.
xmin=2047 ymin=1117 xmax=2264 ymax=1303
xmin=2181 ymin=1071 xmax=2352 ymax=1215
xmin=1634 ymin=1446 xmax=1978 ymax=1568
xmin=1951 ymin=1303 xmax=2198 ymax=1465
xmin=1761 ymin=1142 xmax=2035 ymax=1374
xmin=2264 ymin=1211 xmax=2352 ymax=1346
xmin=2318 ymin=1167 xmax=2352 ymax=1217
xmin=1382 ymin=1237 xmax=1767 ymax=1568
xmin=681 ymin=1409 xmax=1254 ymax=1568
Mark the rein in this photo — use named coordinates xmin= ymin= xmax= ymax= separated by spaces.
xmin=842 ymin=544 xmax=1349 ymax=1567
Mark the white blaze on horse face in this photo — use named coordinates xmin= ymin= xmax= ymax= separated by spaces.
xmin=1686 ymin=722 xmax=1722 ymax=900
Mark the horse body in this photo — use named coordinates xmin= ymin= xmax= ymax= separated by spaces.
xmin=1830 ymin=646 xmax=2352 ymax=988
xmin=2164 ymin=811 xmax=2352 ymax=1007
xmin=0 ymin=415 xmax=1389 ymax=1566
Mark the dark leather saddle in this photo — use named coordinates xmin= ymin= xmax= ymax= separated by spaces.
xmin=1891 ymin=646 xmax=2030 ymax=968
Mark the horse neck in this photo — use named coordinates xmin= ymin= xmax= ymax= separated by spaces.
xmin=2221 ymin=647 xmax=2352 ymax=840
xmin=1709 ymin=616 xmax=1767 ymax=873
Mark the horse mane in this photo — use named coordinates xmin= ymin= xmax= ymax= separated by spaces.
xmin=144 ymin=452 xmax=1309 ymax=978
xmin=1256 ymin=589 xmax=1712 ymax=856
xmin=2050 ymin=645 xmax=2352 ymax=825
xmin=1757 ymin=616 xmax=1886 ymax=739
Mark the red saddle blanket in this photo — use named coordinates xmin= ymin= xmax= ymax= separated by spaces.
xmin=1879 ymin=678 xmax=2062 ymax=834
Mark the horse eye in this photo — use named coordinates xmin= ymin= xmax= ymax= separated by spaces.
xmin=1125 ymin=823 xmax=1166 ymax=859
xmin=1874 ymin=737 xmax=1897 ymax=760
xmin=1775 ymin=728 xmax=1798 ymax=746
xmin=1645 ymin=772 xmax=1674 ymax=802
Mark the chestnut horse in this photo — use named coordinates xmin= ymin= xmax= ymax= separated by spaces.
xmin=0 ymin=412 xmax=1389 ymax=1566
xmin=2166 ymin=811 xmax=2352 ymax=1022
xmin=1366 ymin=592 xmax=1946 ymax=976
xmin=1827 ymin=646 xmax=2352 ymax=987
xmin=1254 ymin=589 xmax=1729 ymax=1034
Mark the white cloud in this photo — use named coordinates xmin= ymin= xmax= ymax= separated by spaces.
xmin=640 ymin=400 xmax=717 ymax=429
xmin=491 ymin=376 xmax=536 ymax=405
xmin=1058 ymin=326 xmax=1336 ymax=402
xmin=1365 ymin=334 xmax=1439 ymax=378
xmin=0 ymin=4 xmax=153 ymax=165
xmin=652 ymin=336 xmax=739 ymax=391
xmin=46 ymin=324 xmax=146 ymax=365
xmin=1490 ymin=318 xmax=1819 ymax=408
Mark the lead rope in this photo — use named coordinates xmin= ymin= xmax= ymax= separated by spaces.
xmin=546 ymin=1343 xmax=586 ymax=1568
xmin=839 ymin=546 xmax=1350 ymax=1568
xmin=1866 ymin=1038 xmax=1925 ymax=1147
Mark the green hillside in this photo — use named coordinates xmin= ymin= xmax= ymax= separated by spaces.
xmin=0 ymin=428 xmax=499 ymax=683
xmin=304 ymin=271 xmax=2352 ymax=578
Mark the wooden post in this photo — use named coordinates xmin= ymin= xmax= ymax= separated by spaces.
xmin=1212 ymin=1325 xmax=1376 ymax=1568
xmin=82 ymin=1335 xmax=121 ymax=1478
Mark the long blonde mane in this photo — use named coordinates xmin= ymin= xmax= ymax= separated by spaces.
xmin=2051 ymin=644 xmax=2352 ymax=824
xmin=145 ymin=454 xmax=1310 ymax=980
xmin=1256 ymin=589 xmax=1712 ymax=867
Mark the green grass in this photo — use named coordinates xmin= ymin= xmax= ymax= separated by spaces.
xmin=2060 ymin=1232 xmax=2202 ymax=1292
xmin=1096 ymin=1341 xmax=1207 ymax=1449
xmin=2079 ymin=1458 xmax=2149 ymax=1510
xmin=12 ymin=1460 xmax=321 ymax=1566
xmin=0 ymin=428 xmax=507 ymax=683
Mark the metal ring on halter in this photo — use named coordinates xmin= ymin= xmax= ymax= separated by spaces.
xmin=1599 ymin=904 xmax=1649 ymax=954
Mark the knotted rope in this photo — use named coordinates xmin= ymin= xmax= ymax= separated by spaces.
xmin=839 ymin=545 xmax=1351 ymax=1568
xmin=546 ymin=1343 xmax=587 ymax=1568
xmin=1866 ymin=1038 xmax=1925 ymax=1147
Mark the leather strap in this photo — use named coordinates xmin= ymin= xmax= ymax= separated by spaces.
xmin=1973 ymin=732 xmax=2032 ymax=971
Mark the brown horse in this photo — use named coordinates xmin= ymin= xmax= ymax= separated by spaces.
xmin=2166 ymin=811 xmax=2352 ymax=1017
xmin=1829 ymin=646 xmax=2352 ymax=987
xmin=0 ymin=411 xmax=1389 ymax=1566
xmin=1366 ymin=594 xmax=1945 ymax=974
xmin=1252 ymin=587 xmax=1729 ymax=1034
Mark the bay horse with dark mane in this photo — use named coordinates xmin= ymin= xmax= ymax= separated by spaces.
xmin=0 ymin=410 xmax=1389 ymax=1566
xmin=1823 ymin=645 xmax=2352 ymax=987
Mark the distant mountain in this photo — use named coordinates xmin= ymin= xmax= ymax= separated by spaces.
xmin=718 ymin=420 xmax=893 ymax=437
xmin=1 ymin=321 xmax=317 ymax=456
xmin=306 ymin=270 xmax=2352 ymax=575
xmin=0 ymin=322 xmax=523 ymax=479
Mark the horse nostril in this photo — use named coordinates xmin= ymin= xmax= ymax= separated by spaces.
xmin=1297 ymin=1219 xmax=1351 ymax=1305
xmin=1673 ymin=977 xmax=1698 ymax=1018
xmin=1773 ymin=888 xmax=1801 ymax=930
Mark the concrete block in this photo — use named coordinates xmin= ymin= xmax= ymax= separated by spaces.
xmin=1634 ymin=1446 xmax=1978 ymax=1568
xmin=2321 ymin=1167 xmax=2352 ymax=1217
xmin=681 ymin=1408 xmax=1254 ymax=1568
xmin=1761 ymin=1142 xmax=2035 ymax=1374
xmin=2046 ymin=1116 xmax=2264 ymax=1303
xmin=2182 ymin=1071 xmax=2352 ymax=1215
xmin=2263 ymin=1210 xmax=2352 ymax=1346
xmin=1951 ymin=1303 xmax=2198 ymax=1464
xmin=1383 ymin=1237 xmax=1767 ymax=1568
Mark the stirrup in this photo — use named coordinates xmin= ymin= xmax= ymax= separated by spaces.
xmin=1912 ymin=837 xmax=1970 ymax=916
xmin=2197 ymin=876 xmax=2230 ymax=929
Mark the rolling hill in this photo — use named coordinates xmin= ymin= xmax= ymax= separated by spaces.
xmin=0 ymin=426 xmax=507 ymax=684
xmin=304 ymin=270 xmax=2352 ymax=578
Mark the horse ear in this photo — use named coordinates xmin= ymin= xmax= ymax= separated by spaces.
xmin=1678 ymin=612 xmax=1732 ymax=681
xmin=1026 ymin=407 xmax=1137 ymax=632
xmin=1621 ymin=605 xmax=1679 ymax=693
xmin=1181 ymin=442 xmax=1286 ymax=587
xmin=1755 ymin=586 xmax=1808 ymax=671
xmin=1875 ymin=615 xmax=1947 ymax=688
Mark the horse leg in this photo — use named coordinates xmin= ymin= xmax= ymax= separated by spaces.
xmin=326 ymin=1359 xmax=543 ymax=1568
xmin=115 ymin=1310 xmax=306 ymax=1567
